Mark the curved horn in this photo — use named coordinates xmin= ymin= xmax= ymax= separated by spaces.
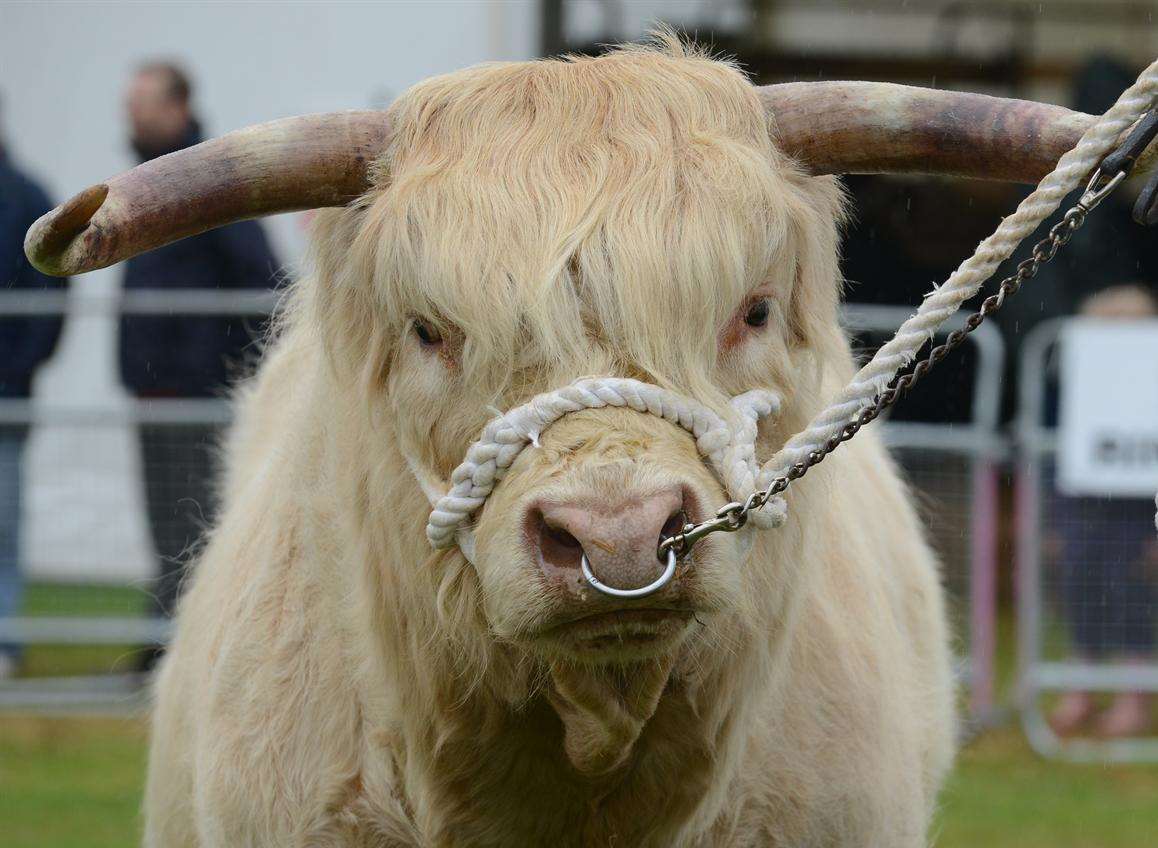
xmin=27 ymin=83 xmax=1114 ymax=277
xmin=760 ymin=81 xmax=1097 ymax=182
xmin=25 ymin=111 xmax=389 ymax=276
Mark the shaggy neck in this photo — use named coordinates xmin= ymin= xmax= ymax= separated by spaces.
xmin=362 ymin=547 xmax=800 ymax=846
xmin=393 ymin=632 xmax=767 ymax=846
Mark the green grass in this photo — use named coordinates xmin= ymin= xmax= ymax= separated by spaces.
xmin=19 ymin=582 xmax=150 ymax=678
xmin=0 ymin=716 xmax=145 ymax=848
xmin=935 ymin=727 xmax=1158 ymax=848
xmin=4 ymin=586 xmax=1158 ymax=845
xmin=23 ymin=582 xmax=150 ymax=617
xmin=2 ymin=717 xmax=1157 ymax=847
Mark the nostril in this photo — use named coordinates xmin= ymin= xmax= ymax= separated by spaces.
xmin=529 ymin=506 xmax=587 ymax=572
xmin=660 ymin=509 xmax=687 ymax=542
xmin=544 ymin=523 xmax=582 ymax=550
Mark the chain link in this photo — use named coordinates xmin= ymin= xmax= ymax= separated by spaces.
xmin=660 ymin=166 xmax=1124 ymax=559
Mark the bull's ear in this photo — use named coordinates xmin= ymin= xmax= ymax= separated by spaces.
xmin=785 ymin=174 xmax=847 ymax=353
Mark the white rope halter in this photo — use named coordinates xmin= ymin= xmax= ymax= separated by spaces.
xmin=409 ymin=377 xmax=786 ymax=574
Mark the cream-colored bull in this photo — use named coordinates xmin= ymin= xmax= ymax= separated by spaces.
xmin=27 ymin=37 xmax=1102 ymax=848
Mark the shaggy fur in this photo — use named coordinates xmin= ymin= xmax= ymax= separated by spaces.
xmin=144 ymin=38 xmax=955 ymax=847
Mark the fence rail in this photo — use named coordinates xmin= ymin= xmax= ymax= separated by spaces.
xmin=0 ymin=289 xmax=281 ymax=315
xmin=0 ymin=617 xmax=169 ymax=645
xmin=1016 ymin=318 xmax=1158 ymax=762
xmin=846 ymin=303 xmax=1005 ymax=723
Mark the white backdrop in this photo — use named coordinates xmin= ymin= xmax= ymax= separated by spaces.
xmin=0 ymin=0 xmax=536 ymax=580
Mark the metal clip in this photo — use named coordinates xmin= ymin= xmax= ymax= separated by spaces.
xmin=1078 ymin=169 xmax=1127 ymax=212
xmin=659 ymin=501 xmax=749 ymax=559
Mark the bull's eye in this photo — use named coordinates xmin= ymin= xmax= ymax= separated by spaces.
xmin=744 ymin=299 xmax=771 ymax=328
xmin=412 ymin=318 xmax=443 ymax=347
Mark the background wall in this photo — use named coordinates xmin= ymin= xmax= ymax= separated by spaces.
xmin=0 ymin=0 xmax=537 ymax=580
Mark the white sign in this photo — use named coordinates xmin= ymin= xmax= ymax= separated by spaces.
xmin=1058 ymin=320 xmax=1158 ymax=497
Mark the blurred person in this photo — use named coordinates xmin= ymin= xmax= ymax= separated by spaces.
xmin=1048 ymin=285 xmax=1157 ymax=738
xmin=0 ymin=102 xmax=67 ymax=678
xmin=120 ymin=62 xmax=279 ymax=670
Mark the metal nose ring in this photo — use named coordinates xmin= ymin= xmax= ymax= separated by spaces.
xmin=580 ymin=547 xmax=678 ymax=599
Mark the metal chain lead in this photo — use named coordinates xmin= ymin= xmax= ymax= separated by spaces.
xmin=660 ymin=166 xmax=1129 ymax=559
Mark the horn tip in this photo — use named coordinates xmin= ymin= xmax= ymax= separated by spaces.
xmin=25 ymin=183 xmax=110 ymax=276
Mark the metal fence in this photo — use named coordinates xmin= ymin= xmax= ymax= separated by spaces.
xmin=0 ymin=293 xmax=1003 ymax=716
xmin=844 ymin=304 xmax=1005 ymax=725
xmin=1016 ymin=318 xmax=1158 ymax=762
xmin=0 ymin=289 xmax=276 ymax=713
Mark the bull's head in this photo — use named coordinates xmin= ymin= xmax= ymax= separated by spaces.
xmin=27 ymin=41 xmax=1097 ymax=773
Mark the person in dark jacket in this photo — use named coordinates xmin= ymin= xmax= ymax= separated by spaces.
xmin=121 ymin=63 xmax=279 ymax=667
xmin=0 ymin=125 xmax=67 ymax=677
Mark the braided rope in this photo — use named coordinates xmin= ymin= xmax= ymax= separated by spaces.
xmin=424 ymin=378 xmax=783 ymax=549
xmin=759 ymin=60 xmax=1158 ymax=489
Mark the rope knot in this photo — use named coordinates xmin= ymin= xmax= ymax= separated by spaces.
xmin=412 ymin=377 xmax=784 ymax=557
